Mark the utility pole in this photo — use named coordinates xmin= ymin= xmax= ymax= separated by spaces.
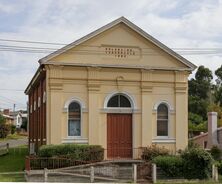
xmin=13 ymin=104 xmax=16 ymax=112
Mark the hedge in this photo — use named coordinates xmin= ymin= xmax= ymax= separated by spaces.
xmin=153 ymin=156 xmax=183 ymax=177
xmin=216 ymin=161 xmax=222 ymax=175
xmin=0 ymin=124 xmax=10 ymax=138
xmin=181 ymin=147 xmax=213 ymax=179
xmin=141 ymin=145 xmax=169 ymax=161
xmin=210 ymin=145 xmax=221 ymax=161
xmin=152 ymin=147 xmax=213 ymax=180
xmin=38 ymin=144 xmax=104 ymax=161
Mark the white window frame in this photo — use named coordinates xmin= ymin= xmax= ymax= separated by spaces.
xmin=156 ymin=103 xmax=169 ymax=138
xmin=64 ymin=97 xmax=86 ymax=139
xmin=67 ymin=101 xmax=81 ymax=137
xmin=153 ymin=101 xmax=173 ymax=139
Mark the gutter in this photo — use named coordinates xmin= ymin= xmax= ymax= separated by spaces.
xmin=24 ymin=66 xmax=42 ymax=95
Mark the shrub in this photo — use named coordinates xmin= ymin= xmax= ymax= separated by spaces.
xmin=216 ymin=160 xmax=222 ymax=175
xmin=210 ymin=145 xmax=221 ymax=161
xmin=188 ymin=140 xmax=200 ymax=149
xmin=10 ymin=125 xmax=16 ymax=135
xmin=21 ymin=119 xmax=27 ymax=131
xmin=38 ymin=144 xmax=104 ymax=161
xmin=181 ymin=147 xmax=213 ymax=179
xmin=141 ymin=145 xmax=169 ymax=161
xmin=153 ymin=156 xmax=184 ymax=177
xmin=0 ymin=123 xmax=10 ymax=138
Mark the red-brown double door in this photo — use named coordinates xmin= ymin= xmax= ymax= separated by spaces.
xmin=107 ymin=113 xmax=132 ymax=158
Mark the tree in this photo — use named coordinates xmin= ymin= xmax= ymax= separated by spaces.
xmin=0 ymin=114 xmax=10 ymax=138
xmin=195 ymin=65 xmax=213 ymax=83
xmin=188 ymin=66 xmax=213 ymax=120
xmin=0 ymin=114 xmax=6 ymax=125
xmin=214 ymin=65 xmax=222 ymax=106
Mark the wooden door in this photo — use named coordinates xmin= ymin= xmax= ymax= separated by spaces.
xmin=107 ymin=113 xmax=132 ymax=158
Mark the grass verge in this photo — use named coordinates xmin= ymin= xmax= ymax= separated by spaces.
xmin=0 ymin=146 xmax=28 ymax=182
xmin=0 ymin=174 xmax=25 ymax=182
xmin=0 ymin=133 xmax=27 ymax=142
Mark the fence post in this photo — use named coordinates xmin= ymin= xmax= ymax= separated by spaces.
xmin=90 ymin=166 xmax=94 ymax=183
xmin=152 ymin=163 xmax=157 ymax=183
xmin=44 ymin=168 xmax=48 ymax=182
xmin=6 ymin=143 xmax=9 ymax=150
xmin=25 ymin=156 xmax=31 ymax=171
xmin=212 ymin=164 xmax=218 ymax=182
xmin=133 ymin=164 xmax=137 ymax=183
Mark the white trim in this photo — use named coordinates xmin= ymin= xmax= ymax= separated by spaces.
xmin=65 ymin=99 xmax=83 ymax=137
xmin=44 ymin=61 xmax=193 ymax=71
xmin=155 ymin=102 xmax=170 ymax=137
xmin=38 ymin=97 xmax=41 ymax=108
xmin=39 ymin=17 xmax=196 ymax=70
xmin=43 ymin=91 xmax=46 ymax=103
xmin=153 ymin=100 xmax=173 ymax=111
xmin=101 ymin=108 xmax=133 ymax=114
xmin=34 ymin=101 xmax=36 ymax=111
xmin=152 ymin=138 xmax=176 ymax=143
xmin=62 ymin=137 xmax=88 ymax=144
xmin=104 ymin=91 xmax=137 ymax=109
xmin=64 ymin=97 xmax=86 ymax=109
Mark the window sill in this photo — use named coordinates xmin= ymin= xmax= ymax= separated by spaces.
xmin=152 ymin=137 xmax=176 ymax=143
xmin=62 ymin=137 xmax=88 ymax=144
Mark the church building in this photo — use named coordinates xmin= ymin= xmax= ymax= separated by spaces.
xmin=25 ymin=17 xmax=196 ymax=158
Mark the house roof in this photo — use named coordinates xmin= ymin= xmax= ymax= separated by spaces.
xmin=39 ymin=16 xmax=197 ymax=70
xmin=2 ymin=114 xmax=14 ymax=120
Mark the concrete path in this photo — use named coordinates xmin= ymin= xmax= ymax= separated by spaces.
xmin=0 ymin=137 xmax=28 ymax=148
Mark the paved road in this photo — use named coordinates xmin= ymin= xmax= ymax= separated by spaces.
xmin=0 ymin=138 xmax=28 ymax=148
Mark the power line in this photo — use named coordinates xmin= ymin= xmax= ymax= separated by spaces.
xmin=0 ymin=88 xmax=24 ymax=92
xmin=0 ymin=38 xmax=67 ymax=46
xmin=0 ymin=38 xmax=222 ymax=51
xmin=0 ymin=46 xmax=222 ymax=56
xmin=0 ymin=95 xmax=26 ymax=106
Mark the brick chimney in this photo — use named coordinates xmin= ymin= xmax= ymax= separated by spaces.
xmin=3 ymin=109 xmax=10 ymax=115
xmin=207 ymin=112 xmax=218 ymax=149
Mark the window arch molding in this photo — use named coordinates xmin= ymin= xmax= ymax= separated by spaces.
xmin=153 ymin=100 xmax=173 ymax=112
xmin=64 ymin=97 xmax=86 ymax=111
xmin=104 ymin=91 xmax=136 ymax=109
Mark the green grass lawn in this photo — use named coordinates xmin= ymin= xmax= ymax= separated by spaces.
xmin=0 ymin=133 xmax=27 ymax=142
xmin=0 ymin=146 xmax=28 ymax=182
xmin=0 ymin=174 xmax=25 ymax=182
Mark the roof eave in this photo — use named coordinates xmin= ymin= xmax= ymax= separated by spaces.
xmin=24 ymin=66 xmax=42 ymax=95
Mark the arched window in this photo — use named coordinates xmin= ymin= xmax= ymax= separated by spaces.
xmin=157 ymin=104 xmax=168 ymax=136
xmin=107 ymin=94 xmax=131 ymax=108
xmin=68 ymin=102 xmax=81 ymax=136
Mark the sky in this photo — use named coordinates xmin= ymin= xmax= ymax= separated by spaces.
xmin=0 ymin=0 xmax=222 ymax=111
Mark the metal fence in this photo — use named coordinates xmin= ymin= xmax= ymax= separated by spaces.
xmin=25 ymin=156 xmax=98 ymax=171
xmin=27 ymin=160 xmax=152 ymax=183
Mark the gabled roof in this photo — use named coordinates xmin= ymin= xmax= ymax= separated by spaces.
xmin=39 ymin=16 xmax=196 ymax=70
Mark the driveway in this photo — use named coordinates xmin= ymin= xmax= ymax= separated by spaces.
xmin=0 ymin=138 xmax=28 ymax=148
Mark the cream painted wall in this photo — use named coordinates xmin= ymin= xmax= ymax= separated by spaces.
xmin=44 ymin=22 xmax=191 ymax=158
xmin=45 ymin=65 xmax=189 ymax=157
xmin=52 ymin=23 xmax=189 ymax=70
